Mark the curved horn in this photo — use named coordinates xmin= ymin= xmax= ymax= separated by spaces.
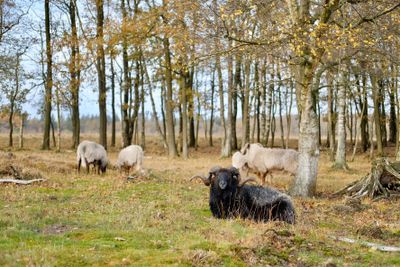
xmin=238 ymin=176 xmax=258 ymax=187
xmin=190 ymin=174 xmax=211 ymax=186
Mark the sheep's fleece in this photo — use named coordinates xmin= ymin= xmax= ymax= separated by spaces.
xmin=116 ymin=145 xmax=144 ymax=172
xmin=76 ymin=140 xmax=108 ymax=170
xmin=232 ymin=143 xmax=298 ymax=183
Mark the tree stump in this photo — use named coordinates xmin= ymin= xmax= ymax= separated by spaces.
xmin=334 ymin=158 xmax=400 ymax=199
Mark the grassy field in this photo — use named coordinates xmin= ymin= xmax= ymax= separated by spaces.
xmin=0 ymin=134 xmax=399 ymax=266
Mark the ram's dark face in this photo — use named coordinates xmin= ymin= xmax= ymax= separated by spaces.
xmin=190 ymin=166 xmax=257 ymax=189
xmin=210 ymin=168 xmax=240 ymax=191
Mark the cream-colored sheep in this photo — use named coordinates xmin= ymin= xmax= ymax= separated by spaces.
xmin=232 ymin=143 xmax=298 ymax=185
xmin=116 ymin=145 xmax=144 ymax=176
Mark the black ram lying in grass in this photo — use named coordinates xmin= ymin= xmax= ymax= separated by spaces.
xmin=191 ymin=166 xmax=295 ymax=224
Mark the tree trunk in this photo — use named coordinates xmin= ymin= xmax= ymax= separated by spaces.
xmin=327 ymin=71 xmax=335 ymax=161
xmin=50 ymin=117 xmax=56 ymax=148
xmin=265 ymin=61 xmax=274 ymax=146
xmin=8 ymin=53 xmax=19 ymax=147
xmin=277 ymin=63 xmax=285 ymax=148
xmin=378 ymin=79 xmax=387 ymax=147
xmin=232 ymin=56 xmax=241 ymax=150
xmin=19 ymin=114 xmax=25 ymax=149
xmin=291 ymin=63 xmax=320 ymax=197
xmin=389 ymin=66 xmax=397 ymax=143
xmin=181 ymin=74 xmax=188 ymax=159
xmin=144 ymin=59 xmax=167 ymax=148
xmin=161 ymin=80 xmax=167 ymax=139
xmin=334 ymin=70 xmax=348 ymax=169
xmin=216 ymin=57 xmax=226 ymax=153
xmin=121 ymin=0 xmax=131 ymax=147
xmin=370 ymin=74 xmax=384 ymax=156
xmin=56 ymin=87 xmax=61 ymax=152
xmin=8 ymin=105 xmax=13 ymax=147
xmin=285 ymin=78 xmax=294 ymax=148
xmin=209 ymin=68 xmax=215 ymax=146
xmin=255 ymin=62 xmax=261 ymax=143
xmin=241 ymin=58 xmax=250 ymax=148
xmin=358 ymin=74 xmax=369 ymax=152
xmin=260 ymin=60 xmax=267 ymax=145
xmin=140 ymin=68 xmax=145 ymax=149
xmin=96 ymin=0 xmax=107 ymax=149
xmin=69 ymin=0 xmax=80 ymax=149
xmin=42 ymin=0 xmax=52 ymax=150
xmin=110 ymin=55 xmax=116 ymax=147
xmin=221 ymin=42 xmax=233 ymax=157
xmin=131 ymin=61 xmax=141 ymax=144
xmin=163 ymin=36 xmax=178 ymax=157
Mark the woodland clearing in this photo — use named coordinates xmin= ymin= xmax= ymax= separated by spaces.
xmin=0 ymin=134 xmax=399 ymax=266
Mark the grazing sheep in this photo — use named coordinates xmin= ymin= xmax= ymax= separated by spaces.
xmin=76 ymin=140 xmax=107 ymax=174
xmin=232 ymin=143 xmax=299 ymax=185
xmin=190 ymin=166 xmax=295 ymax=224
xmin=116 ymin=145 xmax=144 ymax=176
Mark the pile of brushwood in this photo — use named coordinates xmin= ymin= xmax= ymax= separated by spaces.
xmin=334 ymin=158 xmax=400 ymax=200
xmin=0 ymin=152 xmax=46 ymax=185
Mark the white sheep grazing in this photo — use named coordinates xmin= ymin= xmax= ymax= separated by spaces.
xmin=116 ymin=145 xmax=144 ymax=176
xmin=77 ymin=140 xmax=108 ymax=174
xmin=232 ymin=143 xmax=298 ymax=185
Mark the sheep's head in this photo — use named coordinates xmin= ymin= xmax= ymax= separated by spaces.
xmin=190 ymin=166 xmax=257 ymax=190
xmin=232 ymin=152 xmax=246 ymax=169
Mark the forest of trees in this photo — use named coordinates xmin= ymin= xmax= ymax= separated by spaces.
xmin=1 ymin=0 xmax=400 ymax=196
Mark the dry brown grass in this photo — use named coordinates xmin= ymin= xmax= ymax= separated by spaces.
xmin=0 ymin=133 xmax=399 ymax=266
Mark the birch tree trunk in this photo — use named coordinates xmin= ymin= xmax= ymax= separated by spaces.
xmin=290 ymin=62 xmax=320 ymax=196
xmin=286 ymin=0 xmax=340 ymax=197
xmin=221 ymin=42 xmax=233 ymax=157
xmin=285 ymin=78 xmax=294 ymax=149
xmin=209 ymin=68 xmax=215 ymax=147
xmin=334 ymin=71 xmax=348 ymax=169
xmin=163 ymin=36 xmax=178 ymax=157
xmin=265 ymin=61 xmax=274 ymax=146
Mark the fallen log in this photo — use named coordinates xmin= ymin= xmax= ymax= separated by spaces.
xmin=333 ymin=158 xmax=400 ymax=199
xmin=0 ymin=178 xmax=46 ymax=185
xmin=330 ymin=236 xmax=400 ymax=252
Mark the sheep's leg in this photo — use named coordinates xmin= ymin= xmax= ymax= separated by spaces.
xmin=268 ymin=173 xmax=274 ymax=184
xmin=85 ymin=159 xmax=89 ymax=174
xmin=261 ymin=172 xmax=267 ymax=186
xmin=78 ymin=158 xmax=81 ymax=174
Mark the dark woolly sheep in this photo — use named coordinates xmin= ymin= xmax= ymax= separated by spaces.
xmin=191 ymin=166 xmax=295 ymax=224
